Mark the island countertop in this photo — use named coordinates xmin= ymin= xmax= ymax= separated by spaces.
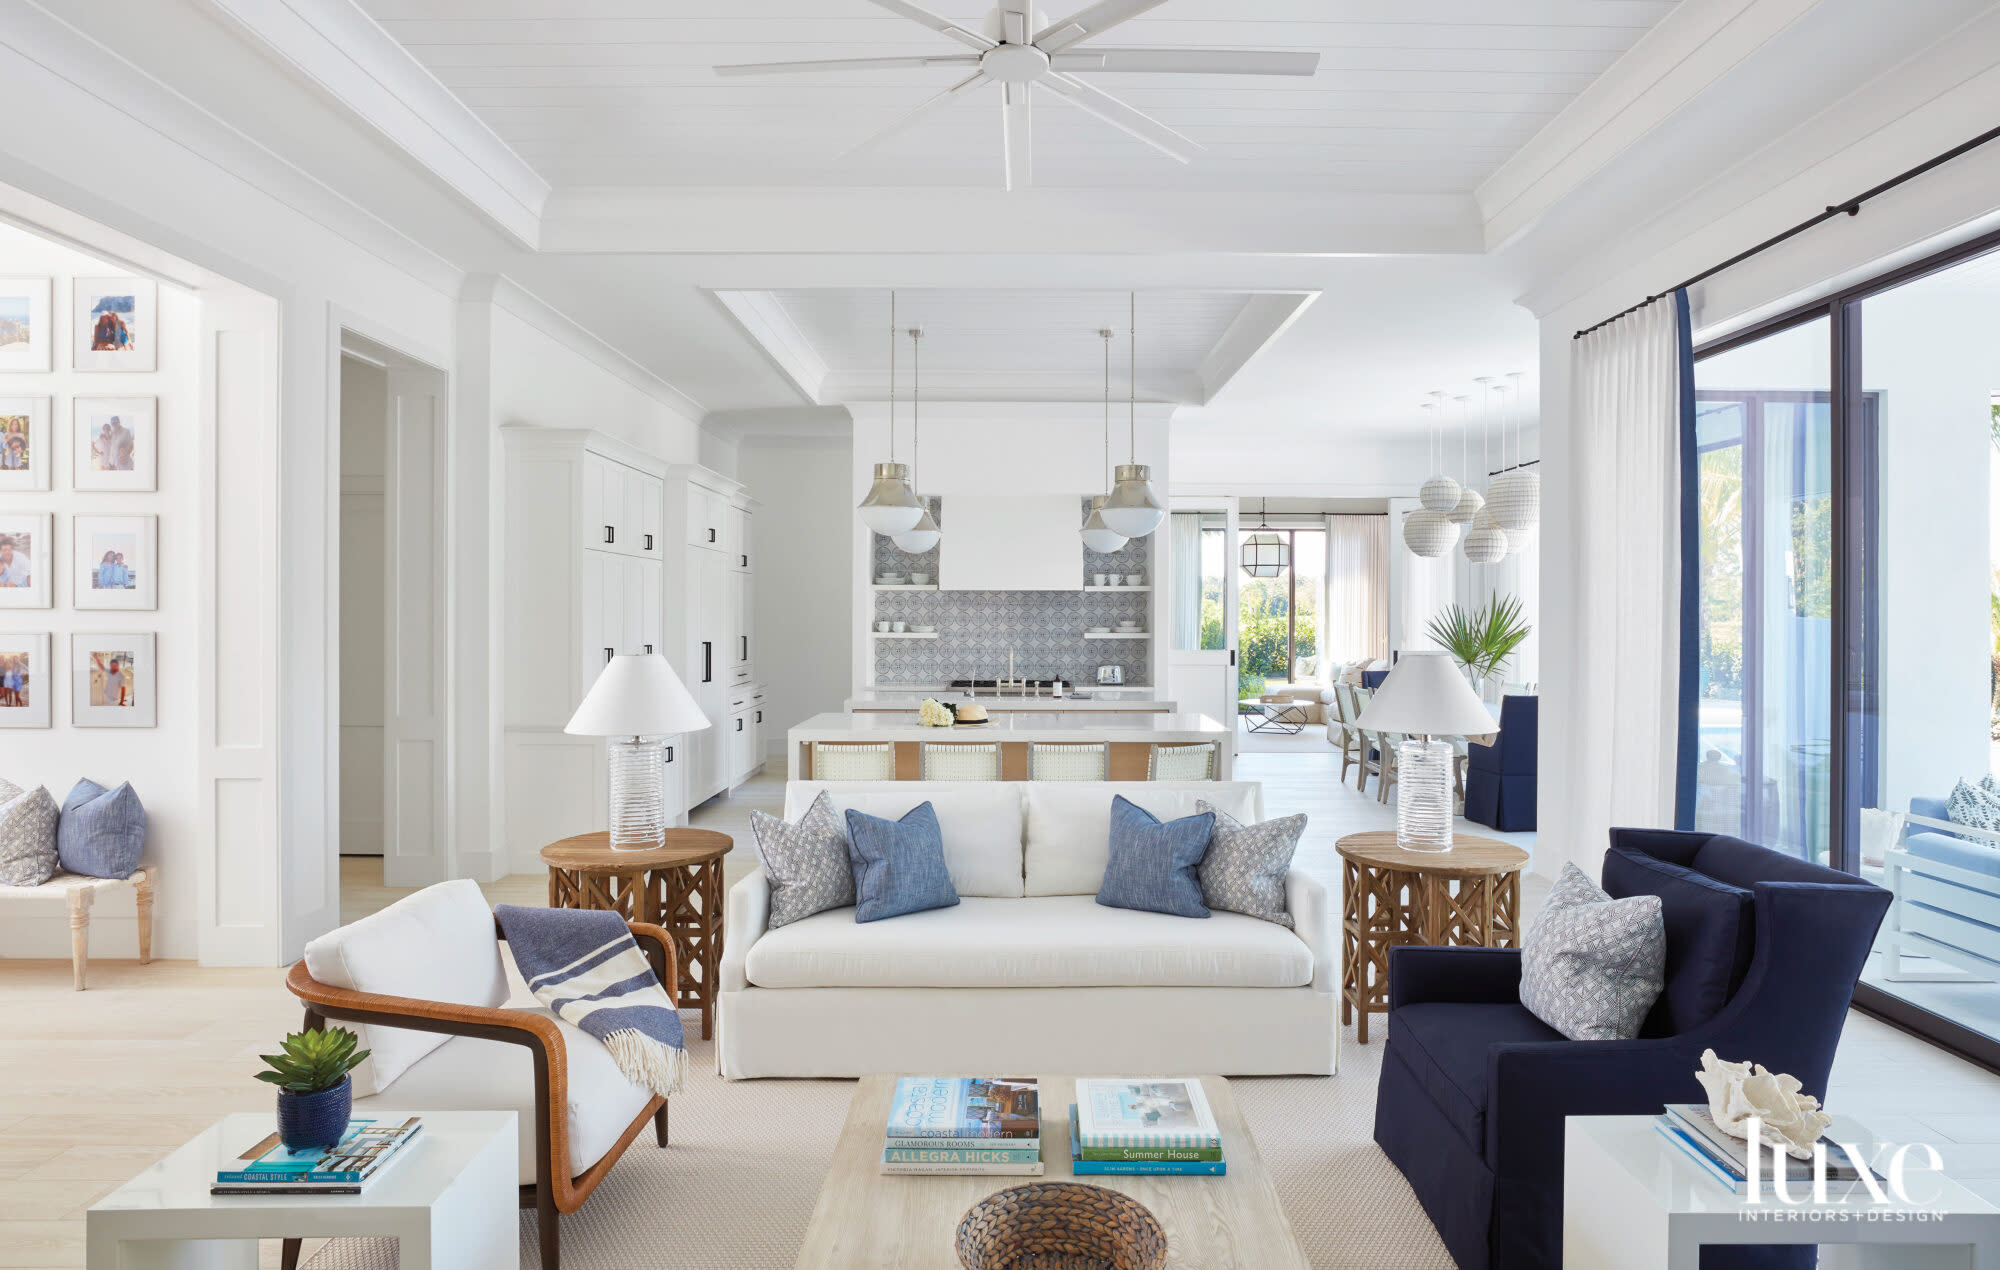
xmin=844 ymin=691 xmax=1176 ymax=714
xmin=787 ymin=711 xmax=1232 ymax=780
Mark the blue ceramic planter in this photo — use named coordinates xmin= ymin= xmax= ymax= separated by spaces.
xmin=276 ymin=1077 xmax=352 ymax=1151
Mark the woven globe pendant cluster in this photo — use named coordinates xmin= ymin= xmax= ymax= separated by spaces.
xmin=1485 ymin=466 xmax=1540 ymax=531
xmin=1462 ymin=507 xmax=1508 ymax=564
xmin=1419 ymin=473 xmax=1461 ymax=513
xmin=1402 ymin=508 xmax=1458 ymax=558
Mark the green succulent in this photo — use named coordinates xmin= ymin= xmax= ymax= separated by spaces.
xmin=255 ymin=1027 xmax=370 ymax=1095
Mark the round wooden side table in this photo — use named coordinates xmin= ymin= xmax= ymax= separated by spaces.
xmin=1336 ymin=831 xmax=1528 ymax=1044
xmin=540 ymin=829 xmax=732 ymax=1040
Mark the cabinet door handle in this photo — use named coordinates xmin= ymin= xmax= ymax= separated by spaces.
xmin=741 ymin=636 xmax=748 ymax=660
xmin=664 ymin=745 xmax=674 ymax=763
xmin=736 ymin=717 xmax=744 ymax=732
xmin=708 ymin=527 xmax=716 ymax=543
xmin=643 ymin=643 xmax=654 ymax=654
xmin=702 ymin=642 xmax=712 ymax=682
xmin=604 ymin=647 xmax=614 ymax=664
xmin=644 ymin=533 xmax=654 ymax=551
xmin=604 ymin=525 xmax=615 ymax=544
xmin=740 ymin=553 xmax=748 ymax=567
xmin=755 ymin=710 xmax=763 ymax=724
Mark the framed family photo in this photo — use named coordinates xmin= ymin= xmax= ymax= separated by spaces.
xmin=71 ymin=632 xmax=154 ymax=727
xmin=73 ymin=514 xmax=157 ymax=611
xmin=73 ymin=397 xmax=157 ymax=492
xmin=0 ymin=512 xmax=51 ymax=608
xmin=0 ymin=396 xmax=51 ymax=492
xmin=0 ymin=278 xmax=52 ymax=372
xmin=0 ymin=633 xmax=50 ymax=728
xmin=73 ymin=277 xmax=157 ymax=373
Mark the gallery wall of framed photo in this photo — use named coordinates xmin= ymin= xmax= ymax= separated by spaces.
xmin=0 ymin=221 xmax=194 ymax=751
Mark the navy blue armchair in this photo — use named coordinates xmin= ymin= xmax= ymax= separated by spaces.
xmin=1464 ymin=694 xmax=1537 ymax=831
xmin=1373 ymin=828 xmax=1890 ymax=1270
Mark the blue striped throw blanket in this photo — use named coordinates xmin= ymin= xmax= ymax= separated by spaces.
xmin=494 ymin=904 xmax=686 ymax=1098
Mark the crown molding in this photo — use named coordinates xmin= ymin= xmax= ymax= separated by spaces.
xmin=486 ymin=274 xmax=708 ymax=421
xmin=711 ymin=289 xmax=831 ymax=405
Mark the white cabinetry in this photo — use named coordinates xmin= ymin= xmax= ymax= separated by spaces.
xmin=666 ymin=468 xmax=758 ymax=806
xmin=502 ymin=429 xmax=682 ymax=871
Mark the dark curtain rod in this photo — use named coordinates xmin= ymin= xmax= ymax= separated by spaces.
xmin=1571 ymin=122 xmax=2000 ymax=341
xmin=1488 ymin=459 xmax=1540 ymax=477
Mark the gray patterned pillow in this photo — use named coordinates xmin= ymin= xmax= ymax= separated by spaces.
xmin=1195 ymin=800 xmax=1304 ymax=928
xmin=0 ymin=777 xmax=60 ymax=887
xmin=748 ymin=790 xmax=856 ymax=927
xmin=1520 ymin=863 xmax=1665 ymax=1041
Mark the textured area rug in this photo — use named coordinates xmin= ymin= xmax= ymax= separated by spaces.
xmin=304 ymin=1021 xmax=1452 ymax=1269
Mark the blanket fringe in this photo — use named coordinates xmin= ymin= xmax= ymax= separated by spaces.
xmin=603 ymin=1029 xmax=688 ymax=1099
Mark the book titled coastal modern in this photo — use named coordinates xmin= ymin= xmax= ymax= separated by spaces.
xmin=1073 ymin=1078 xmax=1219 ymax=1150
xmin=886 ymin=1077 xmax=1040 ymax=1139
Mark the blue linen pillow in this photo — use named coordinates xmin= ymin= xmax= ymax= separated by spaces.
xmin=57 ymin=779 xmax=147 ymax=880
xmin=1096 ymin=795 xmax=1214 ymax=919
xmin=844 ymin=802 xmax=959 ymax=923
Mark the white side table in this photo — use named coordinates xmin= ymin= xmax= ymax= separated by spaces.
xmin=1565 ymin=1115 xmax=2000 ymax=1270
xmin=87 ymin=1110 xmax=518 ymax=1270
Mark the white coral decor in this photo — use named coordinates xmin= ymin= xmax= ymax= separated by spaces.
xmin=917 ymin=699 xmax=955 ymax=728
xmin=1693 ymin=1049 xmax=1832 ymax=1161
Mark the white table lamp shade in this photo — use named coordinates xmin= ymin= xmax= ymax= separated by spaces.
xmin=565 ymin=654 xmax=710 ymax=738
xmin=1356 ymin=652 xmax=1492 ymax=737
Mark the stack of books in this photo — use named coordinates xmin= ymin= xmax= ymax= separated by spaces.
xmin=212 ymin=1117 xmax=424 ymax=1195
xmin=1070 ymin=1077 xmax=1225 ymax=1176
xmin=881 ymin=1077 xmax=1044 ymax=1176
xmin=1653 ymin=1103 xmax=1870 ymax=1193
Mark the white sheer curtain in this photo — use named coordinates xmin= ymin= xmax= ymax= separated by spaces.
xmin=1550 ymin=295 xmax=1685 ymax=873
xmin=1169 ymin=511 xmax=1203 ymax=650
xmin=1323 ymin=514 xmax=1387 ymax=666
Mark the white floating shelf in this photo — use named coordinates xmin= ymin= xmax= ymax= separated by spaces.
xmin=1084 ymin=631 xmax=1152 ymax=640
xmin=1083 ymin=585 xmax=1151 ymax=592
xmin=872 ymin=584 xmax=939 ymax=590
xmin=872 ymin=631 xmax=939 ymax=639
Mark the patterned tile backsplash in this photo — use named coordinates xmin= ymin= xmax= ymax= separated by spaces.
xmin=872 ymin=498 xmax=1152 ymax=687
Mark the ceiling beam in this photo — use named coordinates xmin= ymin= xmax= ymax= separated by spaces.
xmin=1195 ymin=291 xmax=1316 ymax=404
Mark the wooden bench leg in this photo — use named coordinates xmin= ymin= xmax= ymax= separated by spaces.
xmin=68 ymin=887 xmax=92 ymax=991
xmin=135 ymin=869 xmax=154 ymax=965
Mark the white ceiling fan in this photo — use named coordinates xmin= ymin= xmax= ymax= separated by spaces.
xmin=713 ymin=0 xmax=1318 ymax=190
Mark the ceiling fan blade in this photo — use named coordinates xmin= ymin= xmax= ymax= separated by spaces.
xmin=864 ymin=0 xmax=995 ymax=51
xmin=1001 ymin=82 xmax=1032 ymax=191
xmin=842 ymin=72 xmax=991 ymax=158
xmin=1033 ymin=0 xmax=1172 ymax=53
xmin=715 ymin=54 xmax=981 ymax=76
xmin=1000 ymin=0 xmax=1031 ymax=44
xmin=1042 ymin=72 xmax=1199 ymax=162
xmin=1049 ymin=48 xmax=1319 ymax=76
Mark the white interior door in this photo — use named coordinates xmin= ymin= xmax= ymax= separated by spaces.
xmin=1166 ymin=499 xmax=1239 ymax=727
xmin=381 ymin=367 xmax=448 ymax=886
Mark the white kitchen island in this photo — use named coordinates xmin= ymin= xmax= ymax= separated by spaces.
xmin=844 ymin=690 xmax=1176 ymax=714
xmin=788 ymin=710 xmax=1232 ymax=781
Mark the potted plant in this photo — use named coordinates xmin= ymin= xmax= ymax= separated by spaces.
xmin=1427 ymin=595 xmax=1531 ymax=694
xmin=257 ymin=1026 xmax=370 ymax=1150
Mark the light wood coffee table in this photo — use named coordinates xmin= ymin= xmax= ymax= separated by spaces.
xmin=795 ymin=1074 xmax=1308 ymax=1270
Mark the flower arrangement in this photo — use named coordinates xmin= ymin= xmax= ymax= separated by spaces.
xmin=918 ymin=698 xmax=957 ymax=727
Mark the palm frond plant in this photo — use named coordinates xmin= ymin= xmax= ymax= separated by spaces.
xmin=1428 ymin=595 xmax=1532 ymax=685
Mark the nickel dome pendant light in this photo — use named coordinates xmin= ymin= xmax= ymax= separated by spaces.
xmin=891 ymin=326 xmax=941 ymax=554
xmin=1099 ymin=292 xmax=1166 ymax=538
xmin=1080 ymin=327 xmax=1129 ymax=554
xmin=857 ymin=290 xmax=924 ymax=534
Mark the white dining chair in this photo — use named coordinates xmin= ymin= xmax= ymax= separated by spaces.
xmin=1029 ymin=741 xmax=1108 ymax=782
xmin=920 ymin=742 xmax=1001 ymax=781
xmin=811 ymin=741 xmax=896 ymax=781
xmin=1148 ymin=742 xmax=1218 ymax=781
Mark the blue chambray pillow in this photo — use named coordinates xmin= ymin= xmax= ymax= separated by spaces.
xmin=844 ymin=802 xmax=959 ymax=923
xmin=1096 ymin=795 xmax=1214 ymax=919
xmin=57 ymin=779 xmax=147 ymax=880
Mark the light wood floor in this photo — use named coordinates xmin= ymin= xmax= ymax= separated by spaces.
xmin=5 ymin=752 xmax=1998 ymax=1269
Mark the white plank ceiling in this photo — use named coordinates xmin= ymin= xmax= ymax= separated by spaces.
xmin=356 ymin=0 xmax=1680 ymax=191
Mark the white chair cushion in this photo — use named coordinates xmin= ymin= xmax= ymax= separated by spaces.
xmin=785 ymin=782 xmax=1025 ymax=898
xmin=352 ymin=1005 xmax=653 ymax=1183
xmin=743 ymin=895 xmax=1311 ymax=990
xmin=302 ymin=879 xmax=508 ymax=1095
xmin=1023 ymin=782 xmax=1263 ymax=896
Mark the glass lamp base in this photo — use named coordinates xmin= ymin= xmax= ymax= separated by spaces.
xmin=607 ymin=737 xmax=666 ymax=852
xmin=1396 ymin=739 xmax=1456 ymax=852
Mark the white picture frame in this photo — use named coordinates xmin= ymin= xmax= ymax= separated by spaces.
xmin=71 ymin=632 xmax=154 ymax=727
xmin=0 ymin=632 xmax=51 ymax=728
xmin=72 ymin=396 xmax=157 ymax=492
xmin=73 ymin=514 xmax=157 ymax=611
xmin=0 ymin=512 xmax=51 ymax=608
xmin=0 ymin=278 xmax=52 ymax=372
xmin=0 ymin=396 xmax=52 ymax=492
xmin=73 ymin=277 xmax=157 ymax=373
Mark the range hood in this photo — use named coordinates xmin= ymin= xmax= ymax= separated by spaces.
xmin=938 ymin=494 xmax=1084 ymax=591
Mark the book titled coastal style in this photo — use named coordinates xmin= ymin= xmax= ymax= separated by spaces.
xmin=212 ymin=1118 xmax=423 ymax=1194
xmin=1069 ymin=1106 xmax=1224 ymax=1176
xmin=1073 ymin=1078 xmax=1219 ymax=1150
xmin=886 ymin=1077 xmax=1040 ymax=1139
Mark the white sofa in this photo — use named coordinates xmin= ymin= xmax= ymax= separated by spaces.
xmin=718 ymin=781 xmax=1338 ymax=1079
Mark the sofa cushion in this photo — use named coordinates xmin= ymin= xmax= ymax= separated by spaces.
xmin=1601 ymin=844 xmax=1752 ymax=1038
xmin=1904 ymin=829 xmax=2000 ymax=879
xmin=786 ymin=782 xmax=1024 ymax=898
xmin=846 ymin=803 xmax=960 ymax=923
xmin=742 ymin=894 xmax=1312 ymax=989
xmin=353 ymin=1005 xmax=652 ymax=1183
xmin=303 ymin=879 xmax=509 ymax=1095
xmin=1096 ymin=795 xmax=1212 ymax=919
xmin=1198 ymin=800 xmax=1304 ymax=928
xmin=57 ymin=779 xmax=146 ymax=879
xmin=1387 ymin=1001 xmax=1565 ymax=1154
xmin=1024 ymin=783 xmax=1261 ymax=896
xmin=748 ymin=790 xmax=855 ymax=927
xmin=0 ymin=778 xmax=59 ymax=887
